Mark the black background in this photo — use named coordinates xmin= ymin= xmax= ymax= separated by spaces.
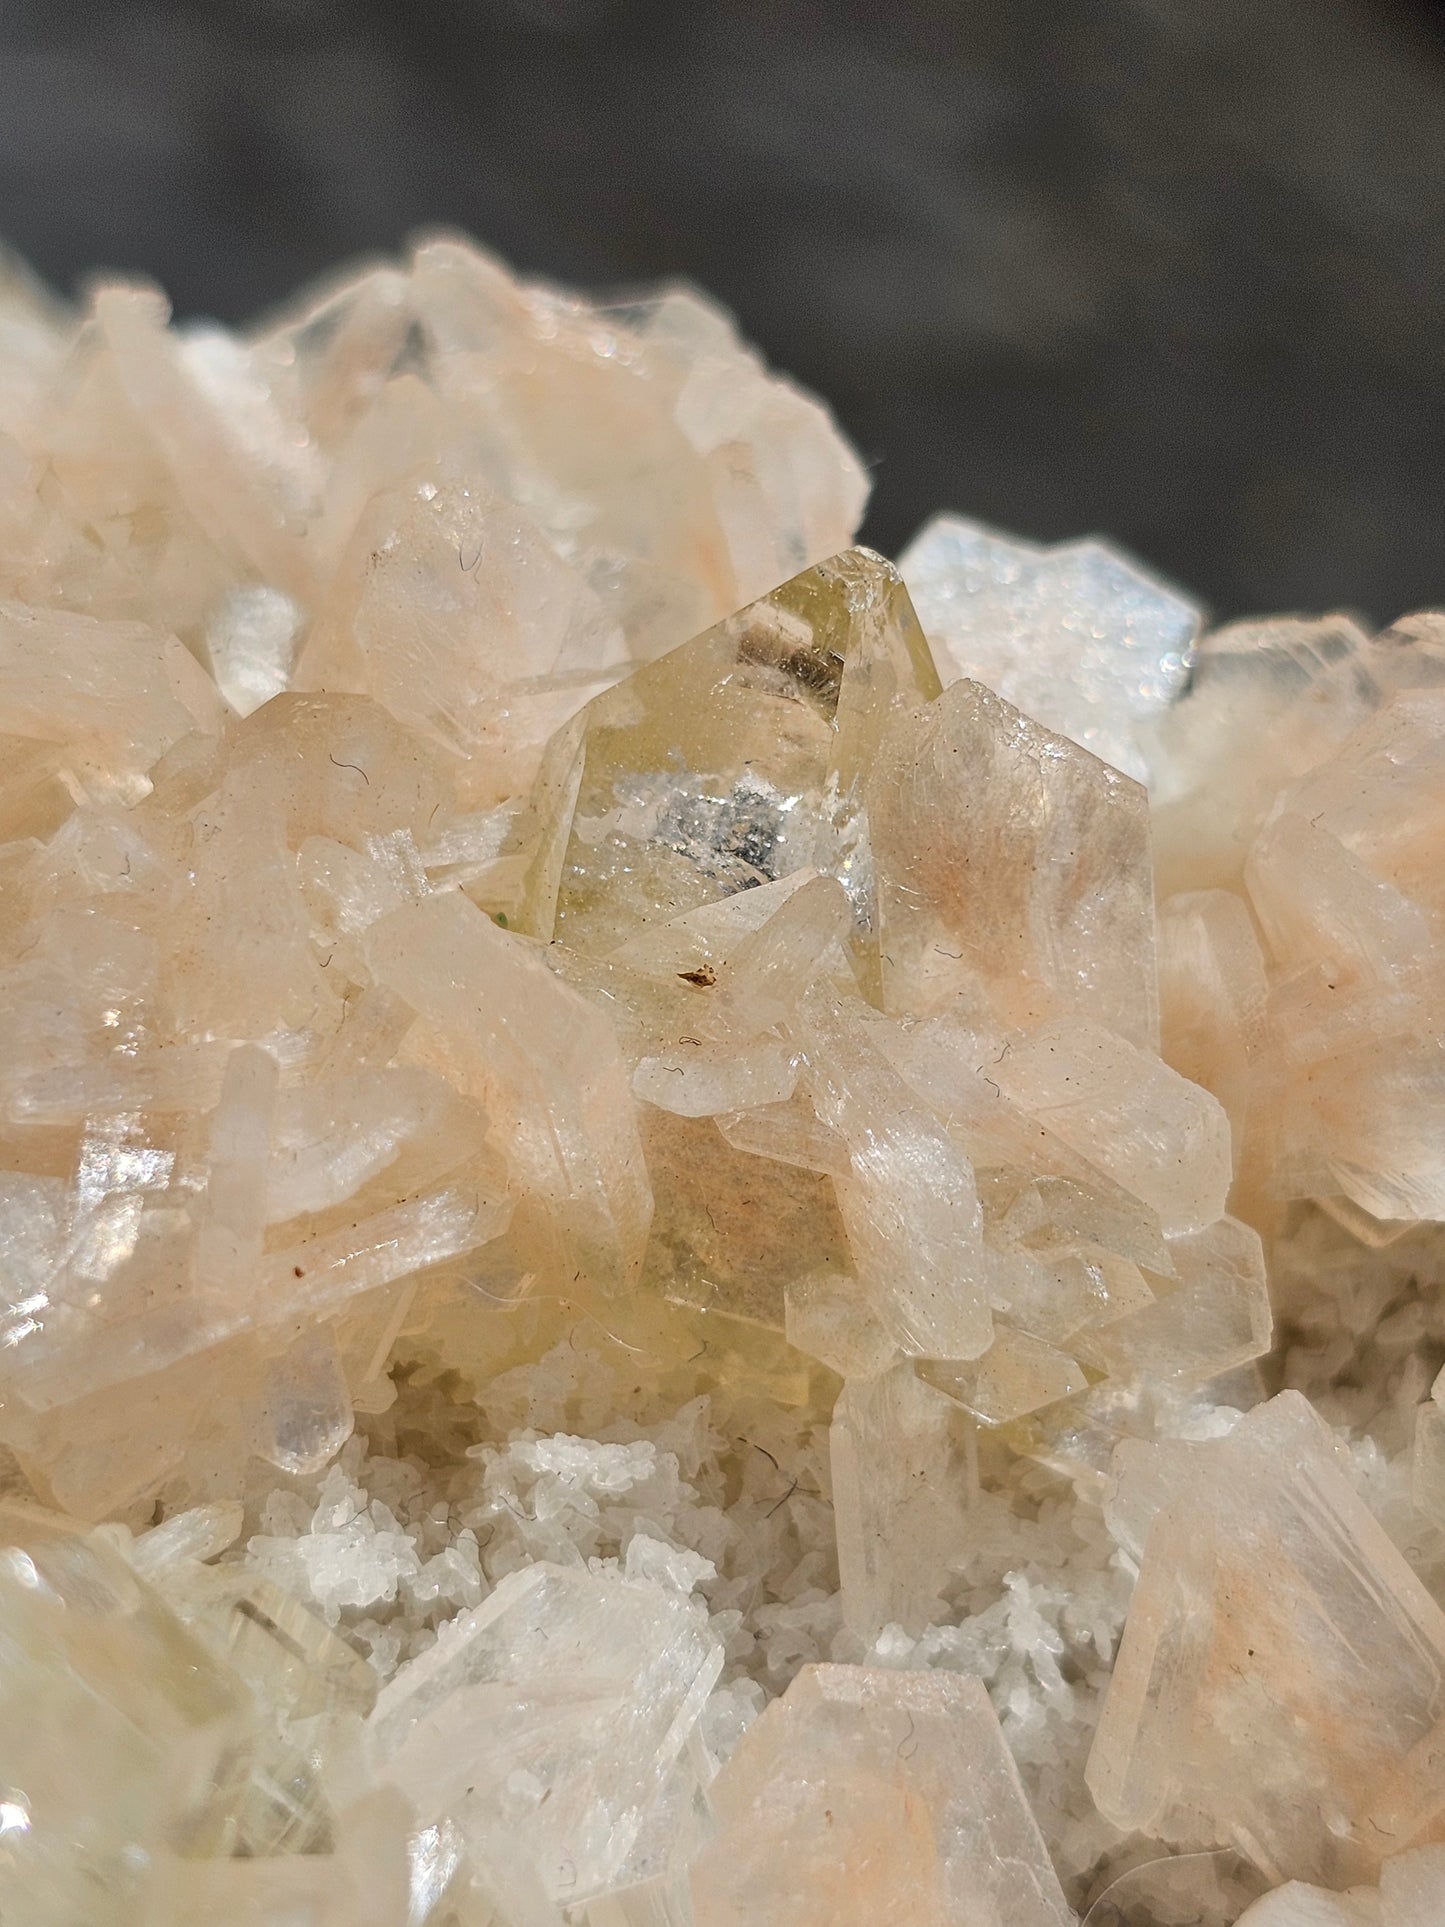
xmin=1 ymin=0 xmax=1441 ymax=625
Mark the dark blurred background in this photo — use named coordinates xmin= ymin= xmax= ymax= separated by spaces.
xmin=0 ymin=0 xmax=1441 ymax=623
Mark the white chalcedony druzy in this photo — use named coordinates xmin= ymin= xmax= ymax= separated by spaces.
xmin=0 ymin=233 xmax=1442 ymax=1926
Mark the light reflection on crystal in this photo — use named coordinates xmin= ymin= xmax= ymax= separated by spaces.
xmin=0 ymin=1798 xmax=30 ymax=1835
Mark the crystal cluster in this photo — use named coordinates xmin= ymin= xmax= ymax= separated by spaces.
xmin=0 ymin=235 xmax=1443 ymax=1926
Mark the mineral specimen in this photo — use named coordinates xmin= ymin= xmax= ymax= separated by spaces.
xmin=0 ymin=232 xmax=1443 ymax=1926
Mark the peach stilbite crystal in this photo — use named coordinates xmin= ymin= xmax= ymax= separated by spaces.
xmin=690 ymin=1664 xmax=1073 ymax=1926
xmin=0 ymin=231 xmax=1442 ymax=1925
xmin=1088 ymin=1392 xmax=1445 ymax=1887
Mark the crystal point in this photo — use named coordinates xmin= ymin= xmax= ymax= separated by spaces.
xmin=523 ymin=546 xmax=939 ymax=984
xmin=691 ymin=1664 xmax=1073 ymax=1926
xmin=899 ymin=511 xmax=1198 ymax=780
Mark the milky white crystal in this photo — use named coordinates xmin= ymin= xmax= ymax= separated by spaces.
xmin=830 ymin=1362 xmax=979 ymax=1639
xmin=899 ymin=511 xmax=1198 ymax=780
xmin=1234 ymin=1846 xmax=1445 ymax=1927
xmin=369 ymin=1562 xmax=722 ymax=1917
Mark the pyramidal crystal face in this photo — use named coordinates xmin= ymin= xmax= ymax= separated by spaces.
xmin=0 ymin=234 xmax=1444 ymax=1927
xmin=520 ymin=545 xmax=941 ymax=979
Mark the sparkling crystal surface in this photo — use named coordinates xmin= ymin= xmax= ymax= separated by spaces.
xmin=899 ymin=511 xmax=1199 ymax=780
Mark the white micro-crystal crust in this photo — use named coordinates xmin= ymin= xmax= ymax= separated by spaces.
xmin=0 ymin=234 xmax=1444 ymax=1926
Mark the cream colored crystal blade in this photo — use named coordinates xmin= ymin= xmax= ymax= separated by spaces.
xmin=691 ymin=1664 xmax=1072 ymax=1926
